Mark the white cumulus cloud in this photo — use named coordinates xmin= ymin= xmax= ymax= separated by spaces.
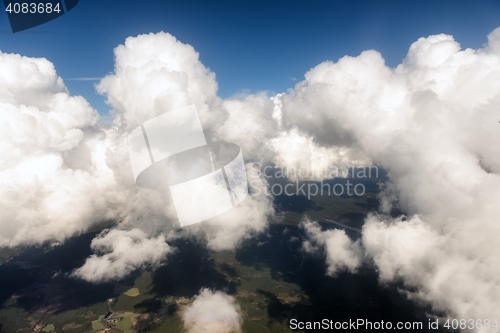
xmin=73 ymin=32 xmax=275 ymax=280
xmin=72 ymin=228 xmax=174 ymax=283
xmin=182 ymin=288 xmax=242 ymax=333
xmin=301 ymin=218 xmax=364 ymax=275
xmin=281 ymin=28 xmax=500 ymax=324
xmin=0 ymin=51 xmax=122 ymax=247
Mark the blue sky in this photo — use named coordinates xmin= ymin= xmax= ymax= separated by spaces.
xmin=1 ymin=0 xmax=500 ymax=117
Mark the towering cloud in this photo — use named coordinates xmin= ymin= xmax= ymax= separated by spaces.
xmin=96 ymin=32 xmax=221 ymax=132
xmin=182 ymin=288 xmax=242 ymax=333
xmin=0 ymin=51 xmax=121 ymax=247
xmin=292 ymin=29 xmax=500 ymax=322
xmin=80 ymin=32 xmax=274 ymax=278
